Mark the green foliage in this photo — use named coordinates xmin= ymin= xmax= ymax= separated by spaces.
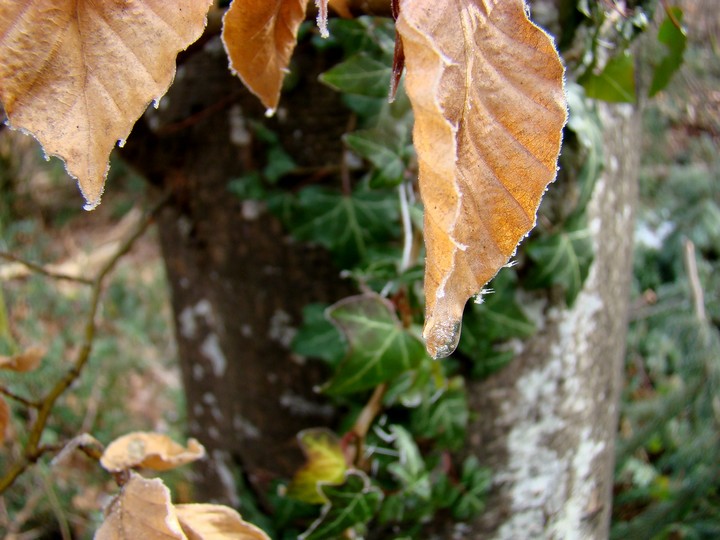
xmin=299 ymin=470 xmax=383 ymax=540
xmin=323 ymin=294 xmax=426 ymax=395
xmin=580 ymin=50 xmax=637 ymax=103
xmin=649 ymin=7 xmax=687 ymax=97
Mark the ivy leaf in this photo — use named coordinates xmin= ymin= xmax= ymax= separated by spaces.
xmin=452 ymin=456 xmax=491 ymax=520
xmin=386 ymin=425 xmax=430 ymax=499
xmin=580 ymin=50 xmax=636 ymax=104
xmin=410 ymin=378 xmax=469 ymax=450
xmin=564 ymin=83 xmax=605 ymax=220
xmin=292 ymin=304 xmax=346 ymax=366
xmin=222 ymin=0 xmax=308 ymax=113
xmin=396 ymin=0 xmax=567 ymax=358
xmin=0 ymin=0 xmax=212 ymax=209
xmin=320 ymin=53 xmax=392 ymax=98
xmin=525 ymin=219 xmax=594 ymax=305
xmin=282 ymin=186 xmax=399 ymax=268
xmin=287 ymin=429 xmax=348 ymax=505
xmin=299 ymin=470 xmax=382 ymax=540
xmin=322 ymin=294 xmax=426 ymax=395
xmin=344 ymin=125 xmax=411 ymax=188
xmin=649 ymin=7 xmax=686 ymax=97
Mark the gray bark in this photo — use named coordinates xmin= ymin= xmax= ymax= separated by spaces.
xmin=455 ymin=103 xmax=640 ymax=539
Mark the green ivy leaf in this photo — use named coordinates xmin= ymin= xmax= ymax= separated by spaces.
xmin=323 ymin=294 xmax=426 ymax=395
xmin=649 ymin=7 xmax=686 ymax=97
xmin=580 ymin=50 xmax=636 ymax=103
xmin=452 ymin=456 xmax=491 ymax=520
xmin=410 ymin=378 xmax=469 ymax=450
xmin=299 ymin=470 xmax=382 ymax=540
xmin=344 ymin=126 xmax=410 ymax=188
xmin=292 ymin=304 xmax=346 ymax=366
xmin=318 ymin=17 xmax=396 ymax=58
xmin=280 ymin=186 xmax=399 ymax=268
xmin=525 ymin=219 xmax=595 ymax=305
xmin=387 ymin=425 xmax=431 ymax=499
xmin=320 ymin=53 xmax=392 ymax=98
xmin=565 ymin=83 xmax=605 ymax=219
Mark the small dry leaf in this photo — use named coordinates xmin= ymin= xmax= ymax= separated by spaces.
xmin=100 ymin=432 xmax=206 ymax=473
xmin=396 ymin=0 xmax=567 ymax=358
xmin=0 ymin=346 xmax=45 ymax=372
xmin=222 ymin=0 xmax=309 ymax=114
xmin=0 ymin=396 xmax=9 ymax=445
xmin=95 ymin=473 xmax=186 ymax=540
xmin=0 ymin=1 xmax=212 ymax=209
xmin=175 ymin=503 xmax=271 ymax=540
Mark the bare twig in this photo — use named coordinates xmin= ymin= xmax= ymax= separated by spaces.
xmin=0 ymin=386 xmax=39 ymax=409
xmin=660 ymin=0 xmax=684 ymax=32
xmin=0 ymin=194 xmax=168 ymax=494
xmin=0 ymin=251 xmax=94 ymax=285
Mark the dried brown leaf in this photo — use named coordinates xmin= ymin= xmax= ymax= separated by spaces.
xmin=100 ymin=432 xmax=206 ymax=473
xmin=95 ymin=473 xmax=186 ymax=540
xmin=0 ymin=396 xmax=9 ymax=445
xmin=222 ymin=0 xmax=308 ymax=114
xmin=0 ymin=346 xmax=45 ymax=372
xmin=0 ymin=1 xmax=212 ymax=209
xmin=175 ymin=503 xmax=271 ymax=540
xmin=397 ymin=0 xmax=567 ymax=358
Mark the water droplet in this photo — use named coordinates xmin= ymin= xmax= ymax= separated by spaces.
xmin=265 ymin=107 xmax=276 ymax=118
xmin=117 ymin=139 xmax=126 ymax=148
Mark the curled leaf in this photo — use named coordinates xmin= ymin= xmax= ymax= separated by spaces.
xmin=0 ymin=346 xmax=44 ymax=372
xmin=396 ymin=0 xmax=567 ymax=357
xmin=95 ymin=473 xmax=186 ymax=540
xmin=0 ymin=1 xmax=212 ymax=209
xmin=100 ymin=432 xmax=205 ymax=473
xmin=175 ymin=503 xmax=271 ymax=540
xmin=222 ymin=0 xmax=309 ymax=113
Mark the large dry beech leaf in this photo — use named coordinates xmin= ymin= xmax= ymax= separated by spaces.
xmin=222 ymin=0 xmax=310 ymax=114
xmin=100 ymin=432 xmax=206 ymax=473
xmin=0 ymin=0 xmax=212 ymax=210
xmin=396 ymin=0 xmax=567 ymax=358
xmin=175 ymin=503 xmax=271 ymax=540
xmin=95 ymin=473 xmax=186 ymax=540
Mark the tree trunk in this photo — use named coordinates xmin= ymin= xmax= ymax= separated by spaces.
xmin=453 ymin=102 xmax=640 ymax=539
xmin=121 ymin=9 xmax=641 ymax=537
xmin=122 ymin=38 xmax=354 ymax=505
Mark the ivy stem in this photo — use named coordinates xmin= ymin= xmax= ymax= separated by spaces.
xmin=351 ymin=383 xmax=388 ymax=467
xmin=0 ymin=194 xmax=168 ymax=495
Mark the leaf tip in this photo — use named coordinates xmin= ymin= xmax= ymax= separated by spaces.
xmin=423 ymin=316 xmax=461 ymax=359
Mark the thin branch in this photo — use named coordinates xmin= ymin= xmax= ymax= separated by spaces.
xmin=0 ymin=386 xmax=39 ymax=409
xmin=0 ymin=251 xmax=94 ymax=285
xmin=0 ymin=194 xmax=168 ymax=494
xmin=399 ymin=181 xmax=414 ymax=273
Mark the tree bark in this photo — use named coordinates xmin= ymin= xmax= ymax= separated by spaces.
xmin=451 ymin=102 xmax=640 ymax=539
xmin=122 ymin=38 xmax=354 ymax=505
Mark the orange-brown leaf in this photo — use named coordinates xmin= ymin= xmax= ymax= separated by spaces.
xmin=0 ymin=1 xmax=212 ymax=209
xmin=175 ymin=503 xmax=271 ymax=540
xmin=397 ymin=0 xmax=567 ymax=358
xmin=0 ymin=346 xmax=44 ymax=372
xmin=100 ymin=432 xmax=206 ymax=473
xmin=222 ymin=0 xmax=308 ymax=114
